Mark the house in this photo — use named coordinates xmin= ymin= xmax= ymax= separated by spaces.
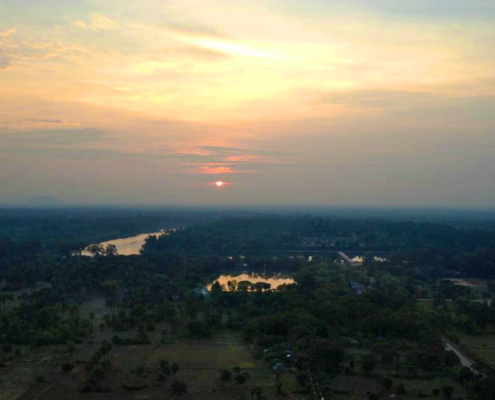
xmin=348 ymin=281 xmax=364 ymax=295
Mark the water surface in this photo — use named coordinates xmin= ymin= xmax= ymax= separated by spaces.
xmin=208 ymin=273 xmax=294 ymax=291
xmin=83 ymin=231 xmax=165 ymax=256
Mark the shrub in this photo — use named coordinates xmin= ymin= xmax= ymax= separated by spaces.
xmin=220 ymin=368 xmax=232 ymax=381
xmin=382 ymin=377 xmax=393 ymax=390
xmin=3 ymin=344 xmax=12 ymax=353
xmin=441 ymin=385 xmax=454 ymax=399
xmin=61 ymin=362 xmax=74 ymax=373
xmin=171 ymin=380 xmax=188 ymax=396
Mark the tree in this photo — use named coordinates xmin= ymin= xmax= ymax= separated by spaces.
xmin=159 ymin=359 xmax=170 ymax=376
xmin=362 ymin=354 xmax=377 ymax=374
xmin=187 ymin=320 xmax=211 ymax=338
xmin=253 ymin=282 xmax=271 ymax=292
xmin=89 ymin=312 xmax=95 ymax=330
xmin=86 ymin=244 xmax=104 ymax=257
xmin=171 ymin=362 xmax=180 ymax=376
xmin=237 ymin=281 xmax=253 ymax=292
xmin=171 ymin=379 xmax=188 ymax=396
xmin=235 ymin=371 xmax=250 ymax=384
xmin=251 ymin=386 xmax=264 ymax=400
xmin=397 ymin=383 xmax=407 ymax=395
xmin=61 ymin=362 xmax=74 ymax=373
xmin=220 ymin=368 xmax=232 ymax=381
xmin=441 ymin=385 xmax=454 ymax=399
xmin=227 ymin=280 xmax=238 ymax=292
xmin=211 ymin=281 xmax=223 ymax=296
xmin=66 ymin=341 xmax=76 ymax=353
xmin=297 ymin=372 xmax=309 ymax=387
xmin=382 ymin=377 xmax=393 ymax=390
xmin=104 ymin=244 xmax=118 ymax=256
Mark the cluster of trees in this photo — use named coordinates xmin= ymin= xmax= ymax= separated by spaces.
xmin=0 ymin=300 xmax=92 ymax=345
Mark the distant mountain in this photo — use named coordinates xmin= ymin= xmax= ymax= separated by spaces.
xmin=26 ymin=196 xmax=63 ymax=206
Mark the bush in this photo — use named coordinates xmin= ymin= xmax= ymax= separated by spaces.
xmin=382 ymin=377 xmax=393 ymax=390
xmin=235 ymin=372 xmax=250 ymax=384
xmin=186 ymin=321 xmax=212 ymax=338
xmin=397 ymin=383 xmax=406 ymax=395
xmin=441 ymin=385 xmax=454 ymax=399
xmin=297 ymin=372 xmax=309 ymax=387
xmin=61 ymin=362 xmax=74 ymax=373
xmin=362 ymin=354 xmax=377 ymax=374
xmin=3 ymin=344 xmax=13 ymax=353
xmin=171 ymin=380 xmax=188 ymax=396
xmin=368 ymin=392 xmax=380 ymax=400
xmin=220 ymin=368 xmax=232 ymax=381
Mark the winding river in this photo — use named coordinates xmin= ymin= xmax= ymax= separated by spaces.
xmin=82 ymin=230 xmax=165 ymax=256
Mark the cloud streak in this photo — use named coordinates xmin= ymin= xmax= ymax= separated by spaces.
xmin=72 ymin=13 xmax=117 ymax=31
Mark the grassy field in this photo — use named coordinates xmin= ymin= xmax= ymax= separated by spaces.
xmin=1 ymin=296 xmax=286 ymax=400
xmin=457 ymin=330 xmax=495 ymax=368
xmin=330 ymin=374 xmax=467 ymax=400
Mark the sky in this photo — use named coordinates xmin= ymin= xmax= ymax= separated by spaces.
xmin=1 ymin=0 xmax=495 ymax=207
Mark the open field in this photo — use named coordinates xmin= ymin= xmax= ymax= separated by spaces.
xmin=330 ymin=374 xmax=467 ymax=400
xmin=457 ymin=330 xmax=495 ymax=368
xmin=1 ymin=297 xmax=291 ymax=400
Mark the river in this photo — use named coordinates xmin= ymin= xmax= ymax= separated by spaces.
xmin=82 ymin=230 xmax=166 ymax=256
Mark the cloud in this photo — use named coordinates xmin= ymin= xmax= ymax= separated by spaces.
xmin=25 ymin=119 xmax=70 ymax=124
xmin=190 ymin=165 xmax=239 ymax=175
xmin=1 ymin=128 xmax=108 ymax=145
xmin=0 ymin=29 xmax=16 ymax=37
xmin=0 ymin=52 xmax=11 ymax=69
xmin=73 ymin=13 xmax=117 ymax=31
xmin=317 ymin=89 xmax=439 ymax=108
xmin=165 ymin=44 xmax=231 ymax=61
xmin=156 ymin=145 xmax=294 ymax=175
xmin=161 ymin=20 xmax=228 ymax=38
xmin=0 ymin=31 xmax=88 ymax=70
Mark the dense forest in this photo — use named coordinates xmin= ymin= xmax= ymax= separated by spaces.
xmin=144 ymin=216 xmax=495 ymax=279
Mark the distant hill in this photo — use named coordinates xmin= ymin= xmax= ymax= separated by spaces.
xmin=26 ymin=196 xmax=63 ymax=206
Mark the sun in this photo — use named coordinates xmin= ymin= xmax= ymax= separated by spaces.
xmin=215 ymin=181 xmax=225 ymax=187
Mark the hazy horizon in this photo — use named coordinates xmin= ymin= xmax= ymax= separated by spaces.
xmin=2 ymin=0 xmax=495 ymax=207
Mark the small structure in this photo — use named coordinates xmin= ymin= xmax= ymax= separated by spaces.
xmin=348 ymin=281 xmax=364 ymax=295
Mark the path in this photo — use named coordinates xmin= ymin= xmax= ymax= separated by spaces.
xmin=338 ymin=251 xmax=362 ymax=266
xmin=442 ymin=338 xmax=477 ymax=373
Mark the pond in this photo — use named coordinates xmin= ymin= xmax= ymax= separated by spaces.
xmin=82 ymin=230 xmax=166 ymax=256
xmin=207 ymin=273 xmax=295 ymax=291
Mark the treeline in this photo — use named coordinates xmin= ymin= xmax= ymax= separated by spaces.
xmin=143 ymin=216 xmax=495 ymax=278
xmin=0 ymin=207 xmax=201 ymax=251
xmin=144 ymin=216 xmax=495 ymax=254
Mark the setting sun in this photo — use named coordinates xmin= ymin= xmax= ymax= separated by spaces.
xmin=215 ymin=181 xmax=225 ymax=187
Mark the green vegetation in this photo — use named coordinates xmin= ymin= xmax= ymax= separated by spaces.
xmin=0 ymin=210 xmax=495 ymax=399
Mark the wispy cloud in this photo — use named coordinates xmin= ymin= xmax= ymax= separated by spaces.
xmin=72 ymin=13 xmax=117 ymax=31
xmin=0 ymin=52 xmax=10 ymax=69
xmin=158 ymin=145 xmax=294 ymax=175
xmin=161 ymin=20 xmax=229 ymax=38
xmin=2 ymin=128 xmax=107 ymax=145
xmin=0 ymin=30 xmax=88 ymax=70
xmin=0 ymin=29 xmax=16 ymax=37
